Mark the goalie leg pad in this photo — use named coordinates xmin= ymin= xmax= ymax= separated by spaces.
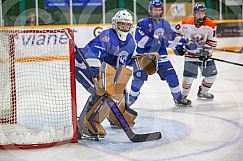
xmin=109 ymin=109 xmax=137 ymax=127
xmin=93 ymin=101 xmax=110 ymax=123
xmin=79 ymin=95 xmax=107 ymax=136
xmin=93 ymin=122 xmax=106 ymax=137
xmin=113 ymin=66 xmax=132 ymax=100
xmin=108 ymin=96 xmax=137 ymax=127
xmin=96 ymin=62 xmax=117 ymax=96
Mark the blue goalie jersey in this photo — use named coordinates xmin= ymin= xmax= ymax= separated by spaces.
xmin=75 ymin=28 xmax=135 ymax=75
xmin=135 ymin=18 xmax=176 ymax=56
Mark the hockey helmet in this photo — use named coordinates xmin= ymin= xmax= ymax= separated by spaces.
xmin=193 ymin=4 xmax=207 ymax=24
xmin=148 ymin=0 xmax=163 ymax=19
xmin=112 ymin=10 xmax=133 ymax=41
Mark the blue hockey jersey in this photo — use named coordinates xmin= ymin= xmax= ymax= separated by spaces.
xmin=135 ymin=18 xmax=176 ymax=56
xmin=76 ymin=28 xmax=135 ymax=74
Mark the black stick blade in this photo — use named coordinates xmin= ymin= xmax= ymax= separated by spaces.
xmin=106 ymin=97 xmax=162 ymax=142
xmin=125 ymin=128 xmax=162 ymax=143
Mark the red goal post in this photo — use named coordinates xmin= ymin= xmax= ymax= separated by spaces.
xmin=0 ymin=28 xmax=78 ymax=149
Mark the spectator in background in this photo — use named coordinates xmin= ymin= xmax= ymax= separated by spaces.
xmin=25 ymin=11 xmax=36 ymax=26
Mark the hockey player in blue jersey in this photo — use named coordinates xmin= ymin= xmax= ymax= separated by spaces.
xmin=75 ymin=10 xmax=138 ymax=138
xmin=128 ymin=0 xmax=192 ymax=107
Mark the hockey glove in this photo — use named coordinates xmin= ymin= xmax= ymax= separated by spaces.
xmin=174 ymin=45 xmax=186 ymax=56
xmin=173 ymin=38 xmax=189 ymax=56
xmin=185 ymin=40 xmax=198 ymax=50
xmin=178 ymin=38 xmax=197 ymax=51
xmin=199 ymin=55 xmax=210 ymax=61
xmin=197 ymin=46 xmax=212 ymax=61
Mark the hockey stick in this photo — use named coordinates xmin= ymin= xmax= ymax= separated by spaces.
xmin=106 ymin=97 xmax=161 ymax=142
xmin=63 ymin=28 xmax=96 ymax=80
xmin=213 ymin=47 xmax=243 ymax=54
xmin=180 ymin=45 xmax=243 ymax=67
xmin=210 ymin=57 xmax=243 ymax=67
xmin=63 ymin=28 xmax=162 ymax=142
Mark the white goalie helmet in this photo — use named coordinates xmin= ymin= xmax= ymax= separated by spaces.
xmin=112 ymin=10 xmax=133 ymax=41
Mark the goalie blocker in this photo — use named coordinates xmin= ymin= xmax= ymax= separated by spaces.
xmin=79 ymin=62 xmax=137 ymax=137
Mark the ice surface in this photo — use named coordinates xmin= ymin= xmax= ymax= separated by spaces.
xmin=1 ymin=53 xmax=243 ymax=161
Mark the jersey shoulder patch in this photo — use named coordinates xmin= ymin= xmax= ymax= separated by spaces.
xmin=99 ymin=29 xmax=112 ymax=42
xmin=101 ymin=35 xmax=110 ymax=42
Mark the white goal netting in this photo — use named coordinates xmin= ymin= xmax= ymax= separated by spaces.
xmin=0 ymin=29 xmax=77 ymax=148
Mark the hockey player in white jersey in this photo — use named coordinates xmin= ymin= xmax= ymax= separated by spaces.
xmin=173 ymin=4 xmax=217 ymax=100
xmin=128 ymin=0 xmax=192 ymax=106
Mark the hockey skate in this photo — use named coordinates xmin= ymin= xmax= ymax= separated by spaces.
xmin=79 ymin=128 xmax=105 ymax=141
xmin=175 ymin=97 xmax=192 ymax=107
xmin=78 ymin=123 xmax=104 ymax=141
xmin=197 ymin=86 xmax=214 ymax=100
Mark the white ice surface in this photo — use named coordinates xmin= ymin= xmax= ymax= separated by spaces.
xmin=1 ymin=52 xmax=243 ymax=161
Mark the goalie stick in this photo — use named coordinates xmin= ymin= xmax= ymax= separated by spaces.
xmin=63 ymin=28 xmax=162 ymax=142
xmin=106 ymin=97 xmax=161 ymax=142
xmin=63 ymin=28 xmax=96 ymax=83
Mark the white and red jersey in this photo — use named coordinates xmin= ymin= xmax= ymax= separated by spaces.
xmin=174 ymin=16 xmax=217 ymax=62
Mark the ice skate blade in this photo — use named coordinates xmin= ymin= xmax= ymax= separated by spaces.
xmin=175 ymin=103 xmax=192 ymax=107
xmin=197 ymin=97 xmax=214 ymax=101
xmin=80 ymin=134 xmax=105 ymax=141
xmin=175 ymin=104 xmax=192 ymax=108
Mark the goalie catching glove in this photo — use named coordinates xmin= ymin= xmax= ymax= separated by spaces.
xmin=133 ymin=52 xmax=159 ymax=75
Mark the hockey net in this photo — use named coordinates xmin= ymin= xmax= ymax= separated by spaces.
xmin=0 ymin=28 xmax=77 ymax=149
